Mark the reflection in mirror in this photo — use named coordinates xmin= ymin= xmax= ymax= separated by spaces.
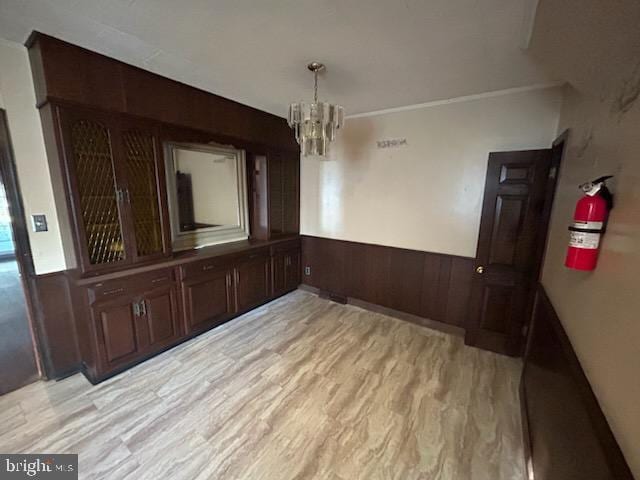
xmin=175 ymin=150 xmax=240 ymax=232
xmin=165 ymin=143 xmax=249 ymax=250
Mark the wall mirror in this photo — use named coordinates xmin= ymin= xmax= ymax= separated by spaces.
xmin=165 ymin=142 xmax=249 ymax=250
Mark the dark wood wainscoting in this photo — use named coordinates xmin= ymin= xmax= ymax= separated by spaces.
xmin=301 ymin=236 xmax=474 ymax=330
xmin=28 ymin=271 xmax=80 ymax=378
xmin=521 ymin=286 xmax=633 ymax=480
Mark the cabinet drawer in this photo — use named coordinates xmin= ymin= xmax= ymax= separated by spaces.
xmin=237 ymin=247 xmax=270 ymax=264
xmin=271 ymin=239 xmax=301 ymax=254
xmin=87 ymin=268 xmax=174 ymax=303
xmin=180 ymin=256 xmax=236 ymax=280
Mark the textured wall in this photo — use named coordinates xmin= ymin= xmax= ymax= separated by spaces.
xmin=301 ymin=87 xmax=562 ymax=257
xmin=531 ymin=0 xmax=640 ymax=475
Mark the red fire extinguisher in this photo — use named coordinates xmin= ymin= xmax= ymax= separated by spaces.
xmin=565 ymin=175 xmax=613 ymax=271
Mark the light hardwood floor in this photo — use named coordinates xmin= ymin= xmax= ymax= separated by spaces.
xmin=0 ymin=290 xmax=525 ymax=480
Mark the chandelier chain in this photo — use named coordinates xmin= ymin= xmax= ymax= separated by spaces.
xmin=314 ymin=70 xmax=318 ymax=103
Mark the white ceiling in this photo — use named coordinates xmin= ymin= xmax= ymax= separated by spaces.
xmin=0 ymin=0 xmax=555 ymax=117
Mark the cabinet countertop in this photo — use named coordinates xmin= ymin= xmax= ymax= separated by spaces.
xmin=74 ymin=235 xmax=300 ymax=285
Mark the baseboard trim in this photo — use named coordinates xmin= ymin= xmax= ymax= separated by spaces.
xmin=299 ymin=284 xmax=465 ymax=338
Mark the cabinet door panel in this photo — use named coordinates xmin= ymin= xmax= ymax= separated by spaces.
xmin=282 ymin=154 xmax=300 ymax=234
xmin=236 ymin=256 xmax=270 ymax=311
xmin=60 ymin=109 xmax=130 ymax=270
xmin=268 ymin=153 xmax=284 ymax=235
xmin=93 ymin=299 xmax=141 ymax=367
xmin=268 ymin=151 xmax=300 ymax=237
xmin=272 ymin=253 xmax=286 ymax=296
xmin=285 ymin=249 xmax=301 ymax=291
xmin=121 ymin=127 xmax=168 ymax=261
xmin=144 ymin=285 xmax=180 ymax=348
xmin=183 ymin=269 xmax=233 ymax=333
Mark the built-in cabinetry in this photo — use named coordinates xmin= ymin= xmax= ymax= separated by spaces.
xmin=58 ymin=107 xmax=170 ymax=273
xmin=74 ymin=239 xmax=300 ymax=383
xmin=272 ymin=242 xmax=301 ymax=297
xmin=27 ymin=32 xmax=302 ymax=381
xmin=248 ymin=151 xmax=300 ymax=241
xmin=268 ymin=150 xmax=300 ymax=237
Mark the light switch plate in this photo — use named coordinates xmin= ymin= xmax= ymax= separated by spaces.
xmin=32 ymin=214 xmax=48 ymax=232
xmin=304 ymin=266 xmax=311 ymax=276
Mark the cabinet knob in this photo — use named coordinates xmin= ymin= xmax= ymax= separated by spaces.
xmin=476 ymin=266 xmax=485 ymax=274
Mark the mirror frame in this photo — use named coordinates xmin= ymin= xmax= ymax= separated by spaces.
xmin=164 ymin=142 xmax=250 ymax=251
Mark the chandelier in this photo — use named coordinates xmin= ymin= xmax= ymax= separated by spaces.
xmin=288 ymin=62 xmax=344 ymax=157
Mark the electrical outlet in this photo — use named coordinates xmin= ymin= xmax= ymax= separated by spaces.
xmin=304 ymin=266 xmax=311 ymax=276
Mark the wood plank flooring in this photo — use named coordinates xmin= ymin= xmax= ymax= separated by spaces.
xmin=0 ymin=290 xmax=525 ymax=479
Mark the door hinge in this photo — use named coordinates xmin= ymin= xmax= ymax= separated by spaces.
xmin=549 ymin=166 xmax=557 ymax=179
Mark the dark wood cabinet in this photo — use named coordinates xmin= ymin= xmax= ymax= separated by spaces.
xmin=272 ymin=244 xmax=301 ymax=296
xmin=58 ymin=106 xmax=169 ymax=273
xmin=285 ymin=248 xmax=301 ymax=291
xmin=181 ymin=266 xmax=234 ymax=334
xmin=90 ymin=281 xmax=180 ymax=372
xmin=92 ymin=296 xmax=142 ymax=369
xmin=268 ymin=151 xmax=299 ymax=237
xmin=74 ymin=240 xmax=299 ymax=383
xmin=235 ymin=251 xmax=271 ymax=312
xmin=141 ymin=285 xmax=181 ymax=349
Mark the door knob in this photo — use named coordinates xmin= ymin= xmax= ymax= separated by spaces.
xmin=476 ymin=266 xmax=485 ymax=274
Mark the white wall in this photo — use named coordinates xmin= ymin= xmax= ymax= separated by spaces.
xmin=301 ymin=86 xmax=563 ymax=257
xmin=0 ymin=39 xmax=67 ymax=274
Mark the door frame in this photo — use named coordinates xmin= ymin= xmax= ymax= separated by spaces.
xmin=520 ymin=129 xmax=568 ymax=349
xmin=465 ymin=130 xmax=568 ymax=356
xmin=0 ymin=109 xmax=45 ymax=377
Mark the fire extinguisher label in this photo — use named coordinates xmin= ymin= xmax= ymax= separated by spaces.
xmin=572 ymin=221 xmax=604 ymax=231
xmin=569 ymin=231 xmax=600 ymax=249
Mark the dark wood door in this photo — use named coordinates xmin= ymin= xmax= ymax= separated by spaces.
xmin=92 ymin=296 xmax=142 ymax=369
xmin=182 ymin=268 xmax=234 ymax=334
xmin=140 ymin=285 xmax=181 ymax=349
xmin=465 ymin=150 xmax=552 ymax=356
xmin=235 ymin=253 xmax=270 ymax=312
xmin=284 ymin=249 xmax=301 ymax=291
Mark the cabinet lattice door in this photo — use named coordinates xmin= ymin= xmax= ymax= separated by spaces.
xmin=122 ymin=130 xmax=164 ymax=258
xmin=70 ymin=119 xmax=125 ymax=265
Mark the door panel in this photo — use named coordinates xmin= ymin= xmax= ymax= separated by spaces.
xmin=272 ymin=252 xmax=286 ymax=296
xmin=143 ymin=285 xmax=180 ymax=347
xmin=488 ymin=195 xmax=527 ymax=265
xmin=183 ymin=269 xmax=233 ymax=333
xmin=268 ymin=154 xmax=284 ymax=235
xmin=121 ymin=127 xmax=168 ymax=261
xmin=465 ymin=150 xmax=551 ymax=355
xmin=235 ymin=255 xmax=270 ymax=312
xmin=285 ymin=249 xmax=301 ymax=291
xmin=479 ymin=284 xmax=515 ymax=333
xmin=59 ymin=109 xmax=130 ymax=270
xmin=93 ymin=299 xmax=140 ymax=366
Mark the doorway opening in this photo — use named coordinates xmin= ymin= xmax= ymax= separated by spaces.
xmin=0 ymin=109 xmax=42 ymax=394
